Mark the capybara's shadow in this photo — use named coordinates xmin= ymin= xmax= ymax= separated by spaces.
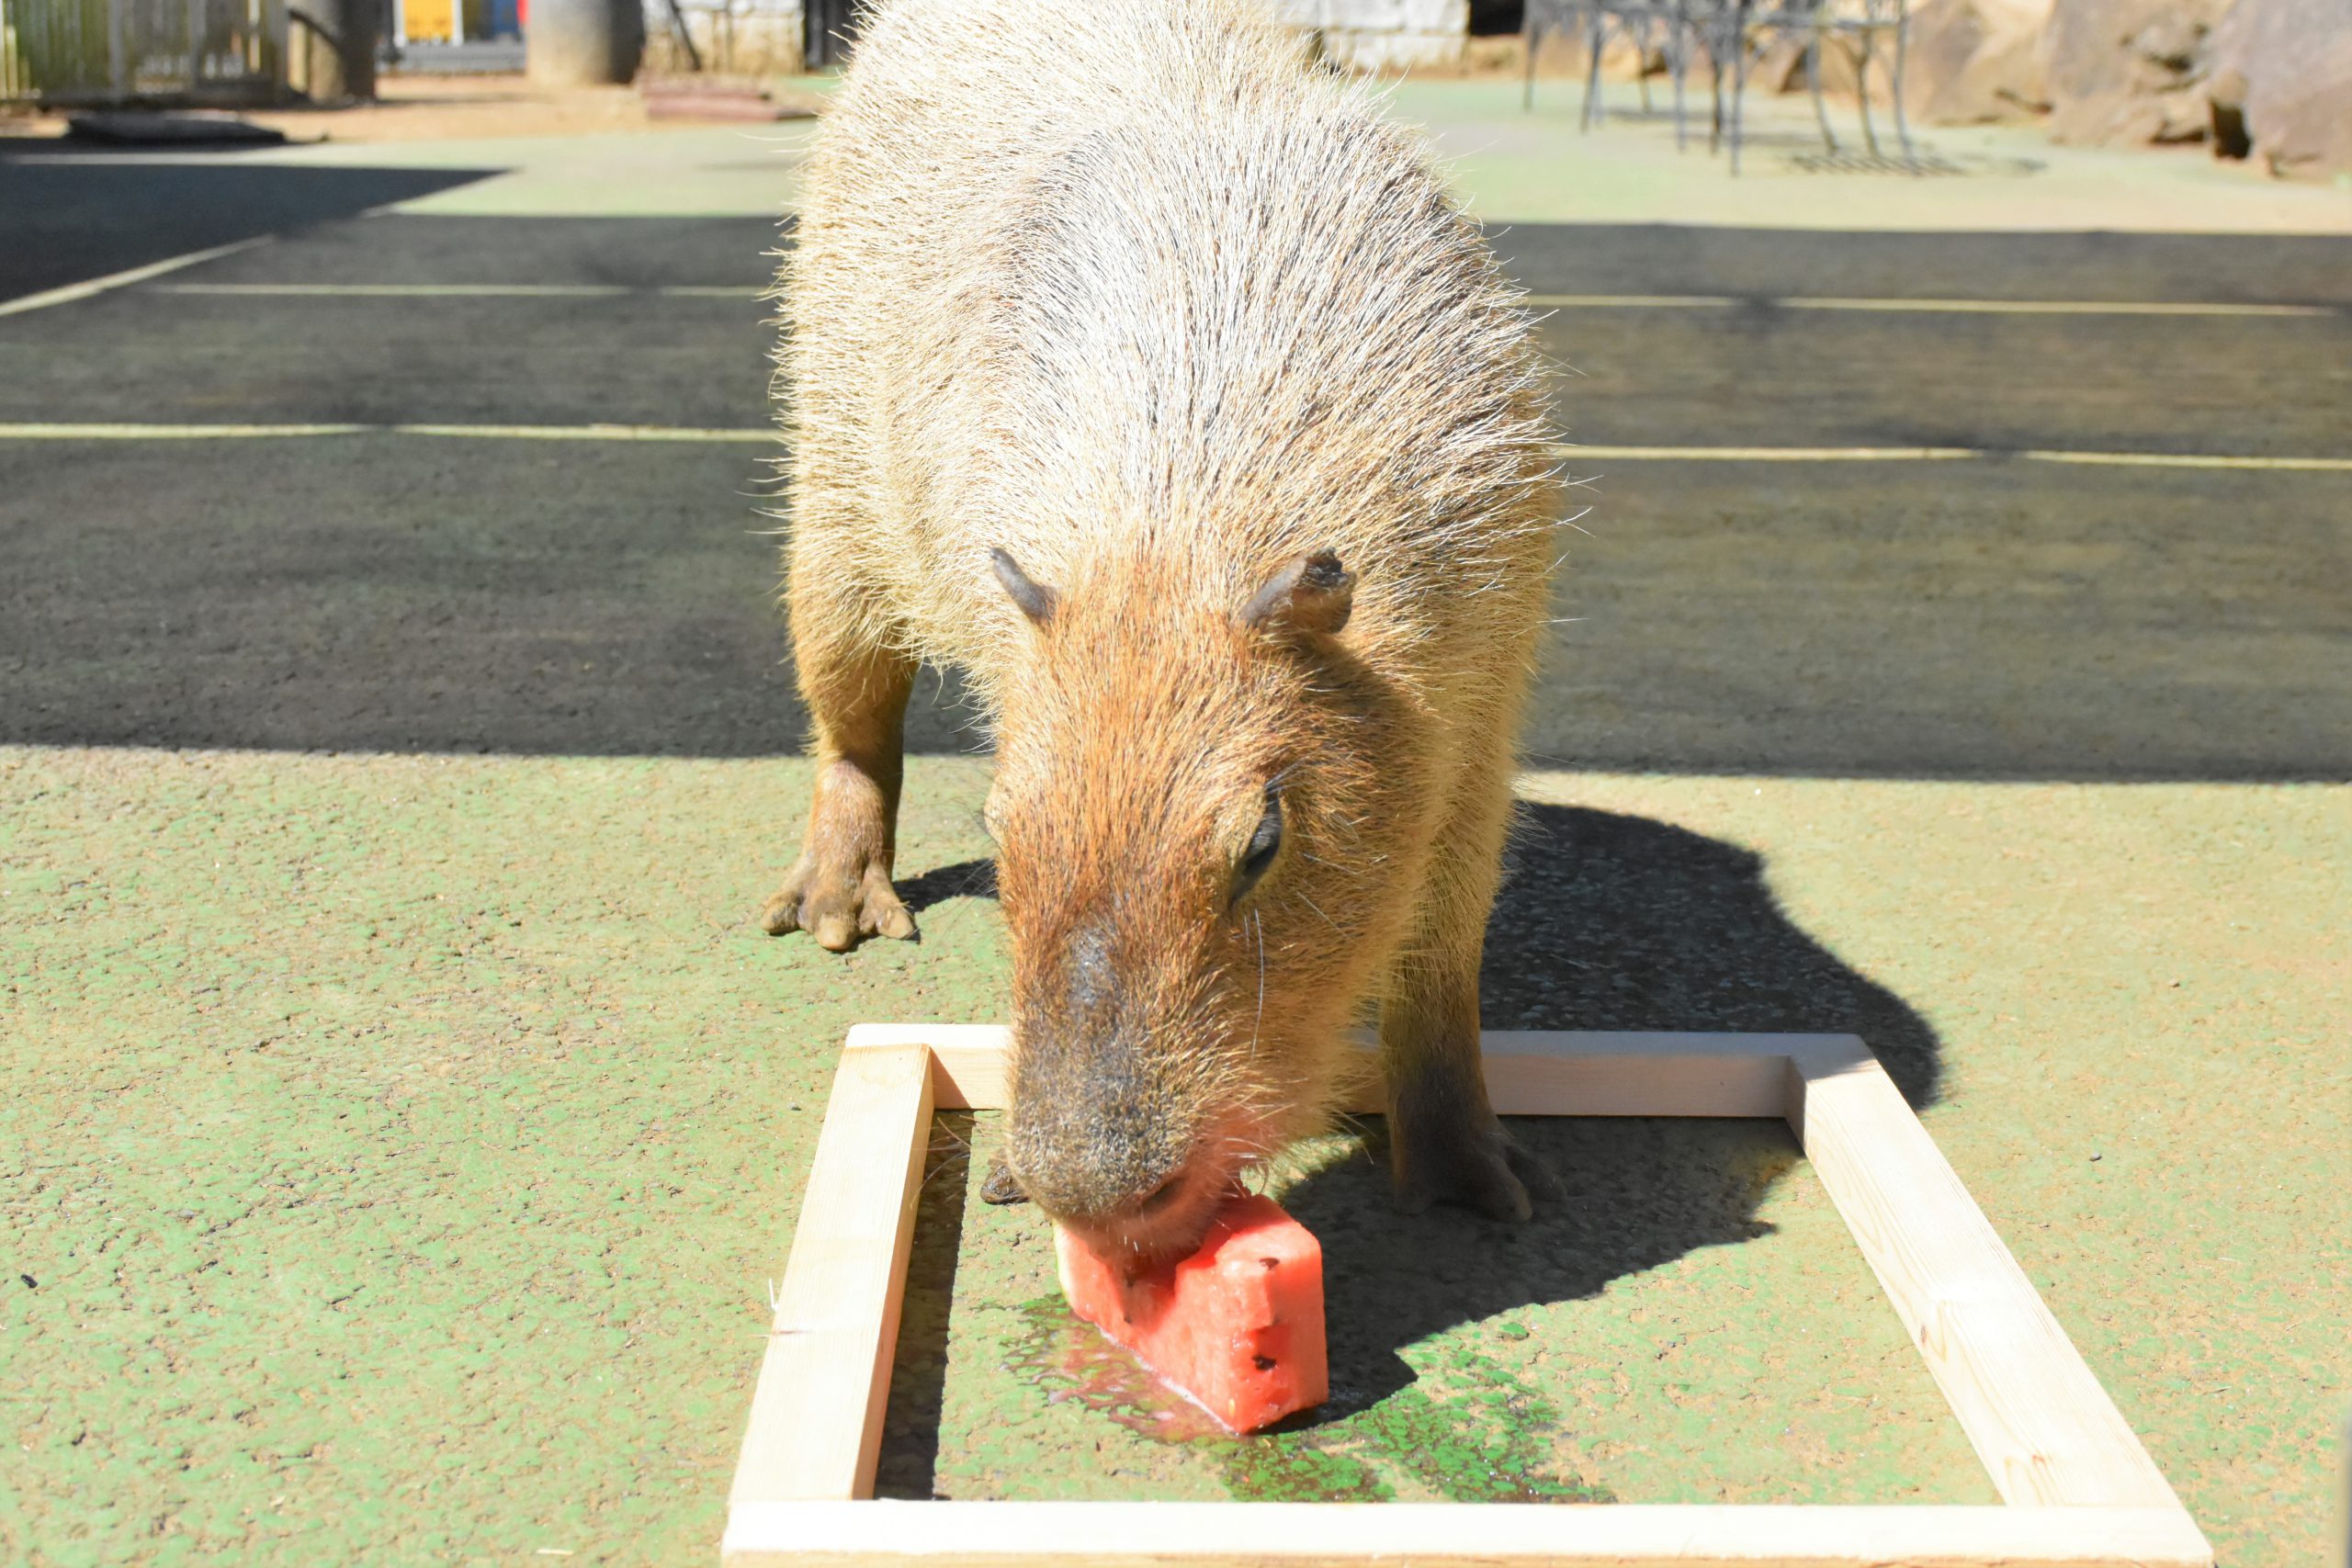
xmin=894 ymin=856 xmax=997 ymax=916
xmin=1280 ymin=800 xmax=1942 ymax=1417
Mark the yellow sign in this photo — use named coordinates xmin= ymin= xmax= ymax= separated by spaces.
xmin=403 ymin=0 xmax=455 ymax=43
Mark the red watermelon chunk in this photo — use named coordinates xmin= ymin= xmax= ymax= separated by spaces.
xmin=1054 ymin=1191 xmax=1328 ymax=1433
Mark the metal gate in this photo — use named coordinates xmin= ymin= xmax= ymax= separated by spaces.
xmin=800 ymin=0 xmax=860 ymax=69
xmin=0 ymin=0 xmax=287 ymax=105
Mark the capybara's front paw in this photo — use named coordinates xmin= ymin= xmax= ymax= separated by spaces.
xmin=760 ymin=852 xmax=916 ymax=951
xmin=978 ymin=1153 xmax=1029 ymax=1205
xmin=1390 ymin=1109 xmax=1563 ymax=1223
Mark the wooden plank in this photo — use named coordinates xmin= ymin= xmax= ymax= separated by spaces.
xmin=728 ymin=1028 xmax=2210 ymax=1564
xmin=841 ymin=1024 xmax=1808 ymax=1118
xmin=723 ymin=1499 xmax=2212 ymax=1567
xmin=1431 ymin=1030 xmax=1813 ymax=1119
xmin=1787 ymin=1040 xmax=2195 ymax=1522
xmin=729 ymin=1043 xmax=935 ymax=1506
xmin=843 ymin=1022 xmax=1011 ymax=1111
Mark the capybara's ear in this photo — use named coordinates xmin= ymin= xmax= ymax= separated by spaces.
xmin=990 ymin=547 xmax=1057 ymax=626
xmin=1240 ymin=551 xmax=1354 ymax=638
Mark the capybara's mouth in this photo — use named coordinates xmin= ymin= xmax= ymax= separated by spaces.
xmin=1057 ymin=1160 xmax=1247 ymax=1269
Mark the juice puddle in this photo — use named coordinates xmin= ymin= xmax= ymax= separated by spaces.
xmin=1007 ymin=1294 xmax=1612 ymax=1504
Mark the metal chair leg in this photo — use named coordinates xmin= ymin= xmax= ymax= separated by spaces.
xmin=1854 ymin=29 xmax=1881 ymax=154
xmin=1889 ymin=1 xmax=1916 ymax=162
xmin=1807 ymin=29 xmax=1836 ymax=151
xmin=1670 ymin=4 xmax=1691 ymax=151
xmin=1707 ymin=31 xmax=1725 ymax=153
xmin=1580 ymin=12 xmax=1605 ymax=131
xmin=1728 ymin=6 xmax=1749 ymax=174
xmin=1636 ymin=16 xmax=1655 ymax=115
xmin=1523 ymin=13 xmax=1541 ymax=111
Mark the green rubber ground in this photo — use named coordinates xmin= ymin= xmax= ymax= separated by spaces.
xmin=5 ymin=753 xmax=2345 ymax=1562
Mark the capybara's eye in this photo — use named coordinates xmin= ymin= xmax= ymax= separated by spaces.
xmin=1231 ymin=791 xmax=1284 ymax=907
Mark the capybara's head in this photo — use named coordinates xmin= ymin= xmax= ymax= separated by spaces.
xmin=985 ymin=546 xmax=1413 ymax=1260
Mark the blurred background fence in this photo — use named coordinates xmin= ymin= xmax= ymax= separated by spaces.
xmin=0 ymin=0 xmax=287 ymax=103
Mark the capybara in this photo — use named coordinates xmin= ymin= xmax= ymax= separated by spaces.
xmin=763 ymin=0 xmax=1561 ymax=1259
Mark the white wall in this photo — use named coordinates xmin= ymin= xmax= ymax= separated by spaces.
xmin=1263 ymin=0 xmax=1470 ymax=69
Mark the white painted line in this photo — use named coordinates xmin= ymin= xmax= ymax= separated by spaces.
xmin=0 ymin=422 xmax=371 ymax=439
xmin=392 ymin=422 xmax=773 ymax=443
xmin=1788 ymin=297 xmax=2338 ymax=318
xmin=1553 ymin=444 xmax=2352 ymax=471
xmin=155 ymin=282 xmax=634 ymax=298
xmin=0 ymin=425 xmax=2337 ymax=472
xmin=0 ymin=421 xmax=771 ymax=443
xmin=129 ymin=284 xmax=2339 ymax=316
xmin=2020 ymin=449 xmax=2352 ymax=472
xmin=1521 ymin=294 xmax=1743 ymax=310
xmin=1557 ymin=444 xmax=1981 ymax=462
xmin=148 ymin=282 xmax=767 ymax=299
xmin=0 ymin=235 xmax=276 ymax=319
xmin=1521 ymin=293 xmax=2340 ymax=319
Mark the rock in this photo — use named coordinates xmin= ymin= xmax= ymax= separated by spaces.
xmin=2043 ymin=0 xmax=2227 ymax=103
xmin=1903 ymin=0 xmax=2054 ymax=121
xmin=2206 ymin=65 xmax=2255 ymax=155
xmin=2208 ymin=0 xmax=2352 ymax=176
xmin=2041 ymin=0 xmax=2230 ymax=143
xmin=2126 ymin=13 xmax=2207 ymax=73
xmin=2147 ymin=84 xmax=2214 ymax=142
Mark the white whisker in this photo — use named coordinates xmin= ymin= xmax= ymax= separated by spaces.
xmin=1250 ymin=909 xmax=1267 ymax=1054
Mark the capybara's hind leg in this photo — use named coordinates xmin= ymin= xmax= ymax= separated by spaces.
xmin=761 ymin=568 xmax=919 ymax=953
xmin=1380 ymin=778 xmax=1563 ymax=1220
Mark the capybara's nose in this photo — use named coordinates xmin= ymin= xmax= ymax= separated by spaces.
xmin=1024 ymin=1153 xmax=1189 ymax=1227
xmin=1136 ymin=1171 xmax=1186 ymax=1213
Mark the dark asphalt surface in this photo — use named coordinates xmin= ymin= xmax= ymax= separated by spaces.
xmin=3 ymin=161 xmax=2347 ymax=778
xmin=0 ymin=156 xmax=501 ymax=297
xmin=6 ymin=284 xmax=2350 ymax=457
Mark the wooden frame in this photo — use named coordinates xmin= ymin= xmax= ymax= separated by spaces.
xmin=725 ymin=1026 xmax=2211 ymax=1567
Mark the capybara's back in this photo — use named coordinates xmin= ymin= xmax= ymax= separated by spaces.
xmin=769 ymin=0 xmax=1565 ymax=1255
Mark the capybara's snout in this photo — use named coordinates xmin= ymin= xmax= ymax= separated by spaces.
xmin=1007 ymin=1052 xmax=1189 ymax=1218
xmin=1004 ymin=1031 xmax=1235 ymax=1259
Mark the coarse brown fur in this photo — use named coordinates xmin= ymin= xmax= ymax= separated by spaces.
xmin=763 ymin=0 xmax=1563 ymax=1258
